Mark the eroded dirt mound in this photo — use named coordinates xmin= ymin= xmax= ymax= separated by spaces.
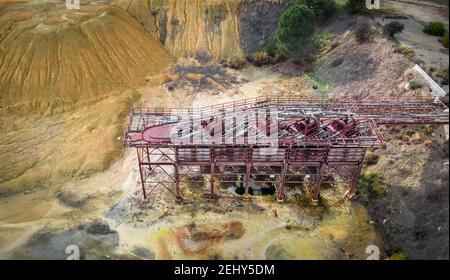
xmin=117 ymin=0 xmax=242 ymax=61
xmin=0 ymin=0 xmax=171 ymax=110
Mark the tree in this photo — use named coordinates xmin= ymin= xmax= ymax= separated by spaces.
xmin=384 ymin=21 xmax=404 ymax=37
xmin=276 ymin=5 xmax=316 ymax=58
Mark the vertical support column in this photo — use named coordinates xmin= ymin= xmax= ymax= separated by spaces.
xmin=190 ymin=115 xmax=194 ymax=144
xmin=136 ymin=147 xmax=147 ymax=200
xmin=277 ymin=147 xmax=291 ymax=202
xmin=209 ymin=148 xmax=216 ymax=199
xmin=277 ymin=162 xmax=288 ymax=201
xmin=346 ymin=163 xmax=364 ymax=199
xmin=345 ymin=149 xmax=366 ymax=199
xmin=244 ymin=148 xmax=252 ymax=200
xmin=312 ymin=164 xmax=326 ymax=202
xmin=174 ymin=147 xmax=182 ymax=202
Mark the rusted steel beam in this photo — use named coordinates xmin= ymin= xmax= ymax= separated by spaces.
xmin=312 ymin=163 xmax=326 ymax=201
xmin=277 ymin=147 xmax=291 ymax=201
xmin=136 ymin=148 xmax=147 ymax=200
xmin=209 ymin=148 xmax=216 ymax=199
xmin=174 ymin=147 xmax=181 ymax=201
xmin=244 ymin=163 xmax=251 ymax=200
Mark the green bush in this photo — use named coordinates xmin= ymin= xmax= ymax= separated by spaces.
xmin=261 ymin=183 xmax=276 ymax=195
xmin=252 ymin=51 xmax=272 ymax=66
xmin=345 ymin=0 xmax=366 ymax=14
xmin=228 ymin=55 xmax=246 ymax=69
xmin=303 ymin=0 xmax=336 ymax=22
xmin=274 ymin=49 xmax=287 ymax=62
xmin=409 ymin=80 xmax=423 ymax=90
xmin=264 ymin=40 xmax=278 ymax=57
xmin=364 ymin=152 xmax=380 ymax=165
xmin=423 ymin=22 xmax=446 ymax=36
xmin=276 ymin=4 xmax=316 ymax=57
xmin=355 ymin=22 xmax=373 ymax=43
xmin=384 ymin=21 xmax=404 ymax=37
xmin=442 ymin=33 xmax=449 ymax=48
xmin=393 ymin=45 xmax=415 ymax=58
xmin=359 ymin=171 xmax=388 ymax=198
xmin=235 ymin=186 xmax=245 ymax=195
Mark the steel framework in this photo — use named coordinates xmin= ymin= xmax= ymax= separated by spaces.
xmin=124 ymin=96 xmax=449 ymax=201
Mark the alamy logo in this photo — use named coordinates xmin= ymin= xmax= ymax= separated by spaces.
xmin=365 ymin=0 xmax=380 ymax=9
xmin=170 ymin=107 xmax=280 ymax=154
xmin=66 ymin=0 xmax=80 ymax=10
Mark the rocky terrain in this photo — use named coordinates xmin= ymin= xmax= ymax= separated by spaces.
xmin=118 ymin=0 xmax=296 ymax=59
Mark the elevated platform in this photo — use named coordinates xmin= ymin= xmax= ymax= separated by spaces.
xmin=124 ymin=96 xmax=449 ymax=201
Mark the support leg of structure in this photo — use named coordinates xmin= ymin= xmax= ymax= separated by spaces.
xmin=208 ymin=154 xmax=218 ymax=200
xmin=174 ymin=164 xmax=182 ymax=202
xmin=243 ymin=163 xmax=251 ymax=200
xmin=312 ymin=164 xmax=326 ymax=203
xmin=277 ymin=161 xmax=289 ymax=202
xmin=174 ymin=148 xmax=182 ymax=202
xmin=136 ymin=148 xmax=147 ymax=200
xmin=345 ymin=163 xmax=364 ymax=199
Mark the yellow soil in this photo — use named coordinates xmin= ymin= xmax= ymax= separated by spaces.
xmin=117 ymin=0 xmax=243 ymax=60
xmin=0 ymin=1 xmax=171 ymax=194
xmin=0 ymin=1 xmax=171 ymax=111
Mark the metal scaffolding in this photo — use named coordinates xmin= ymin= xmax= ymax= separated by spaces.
xmin=124 ymin=96 xmax=449 ymax=201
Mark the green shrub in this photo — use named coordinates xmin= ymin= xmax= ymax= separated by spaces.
xmin=303 ymin=0 xmax=336 ymax=22
xmin=394 ymin=45 xmax=415 ymax=58
xmin=355 ymin=22 xmax=373 ymax=43
xmin=276 ymin=4 xmax=316 ymax=58
xmin=442 ymin=33 xmax=449 ymax=48
xmin=364 ymin=152 xmax=380 ymax=165
xmin=416 ymin=124 xmax=434 ymax=136
xmin=346 ymin=0 xmax=366 ymax=14
xmin=384 ymin=21 xmax=404 ymax=37
xmin=409 ymin=80 xmax=423 ymax=90
xmin=235 ymin=186 xmax=245 ymax=195
xmin=264 ymin=40 xmax=278 ymax=57
xmin=389 ymin=251 xmax=407 ymax=260
xmin=228 ymin=55 xmax=246 ymax=69
xmin=252 ymin=51 xmax=272 ymax=66
xmin=423 ymin=22 xmax=446 ymax=36
xmin=359 ymin=171 xmax=388 ymax=198
xmin=261 ymin=183 xmax=276 ymax=195
xmin=274 ymin=49 xmax=287 ymax=62
xmin=289 ymin=192 xmax=312 ymax=207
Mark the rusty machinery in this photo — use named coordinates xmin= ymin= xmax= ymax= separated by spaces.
xmin=124 ymin=96 xmax=449 ymax=202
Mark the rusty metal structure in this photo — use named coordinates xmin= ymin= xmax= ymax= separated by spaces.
xmin=124 ymin=96 xmax=449 ymax=201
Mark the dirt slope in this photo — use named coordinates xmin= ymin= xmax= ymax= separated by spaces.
xmin=314 ymin=16 xmax=435 ymax=102
xmin=117 ymin=0 xmax=243 ymax=60
xmin=0 ymin=0 xmax=171 ymax=194
xmin=0 ymin=0 xmax=171 ymax=111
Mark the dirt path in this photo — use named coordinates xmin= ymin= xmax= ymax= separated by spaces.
xmin=375 ymin=17 xmax=449 ymax=68
xmin=385 ymin=0 xmax=449 ymax=27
